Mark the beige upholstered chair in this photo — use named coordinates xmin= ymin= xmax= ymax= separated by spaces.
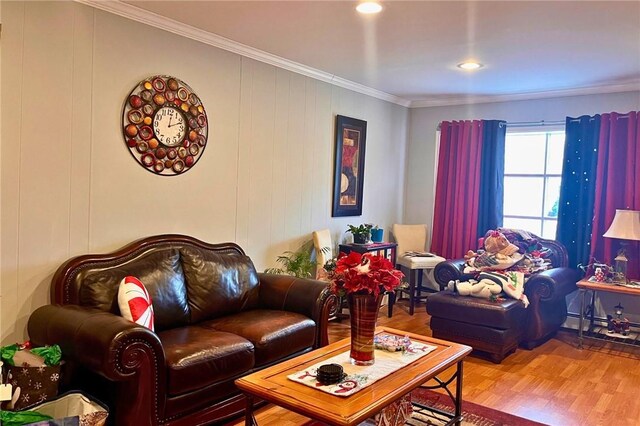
xmin=391 ymin=224 xmax=445 ymax=315
xmin=312 ymin=229 xmax=333 ymax=280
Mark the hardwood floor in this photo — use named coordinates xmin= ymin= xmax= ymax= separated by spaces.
xmin=228 ymin=300 xmax=640 ymax=426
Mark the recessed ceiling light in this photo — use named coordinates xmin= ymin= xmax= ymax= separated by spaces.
xmin=457 ymin=61 xmax=484 ymax=70
xmin=356 ymin=2 xmax=383 ymax=14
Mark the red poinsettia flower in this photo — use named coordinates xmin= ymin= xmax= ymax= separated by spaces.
xmin=328 ymin=252 xmax=404 ymax=297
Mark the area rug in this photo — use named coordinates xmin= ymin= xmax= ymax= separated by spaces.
xmin=409 ymin=388 xmax=548 ymax=426
xmin=303 ymin=387 xmax=547 ymax=426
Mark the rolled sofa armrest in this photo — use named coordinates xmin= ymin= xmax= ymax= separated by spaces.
xmin=433 ymin=259 xmax=475 ymax=289
xmin=524 ymin=267 xmax=580 ymax=303
xmin=257 ymin=273 xmax=337 ymax=347
xmin=28 ymin=305 xmax=166 ymax=382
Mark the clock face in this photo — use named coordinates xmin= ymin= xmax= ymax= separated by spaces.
xmin=153 ymin=107 xmax=186 ymax=147
xmin=122 ymin=75 xmax=208 ymax=175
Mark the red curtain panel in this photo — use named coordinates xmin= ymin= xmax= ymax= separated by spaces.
xmin=431 ymin=120 xmax=484 ymax=259
xmin=589 ymin=112 xmax=640 ymax=279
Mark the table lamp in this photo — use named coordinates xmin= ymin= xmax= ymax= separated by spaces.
xmin=603 ymin=209 xmax=640 ymax=283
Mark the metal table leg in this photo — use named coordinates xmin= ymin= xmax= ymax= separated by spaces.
xmin=245 ymin=394 xmax=257 ymax=426
xmin=578 ymin=288 xmax=586 ymax=349
xmin=454 ymin=360 xmax=463 ymax=425
xmin=409 ymin=269 xmax=417 ymax=315
xmin=414 ymin=360 xmax=465 ymax=425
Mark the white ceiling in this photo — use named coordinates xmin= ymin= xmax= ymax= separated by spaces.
xmin=115 ymin=1 xmax=640 ymax=106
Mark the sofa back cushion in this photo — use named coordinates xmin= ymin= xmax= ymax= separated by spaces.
xmin=79 ymin=248 xmax=190 ymax=331
xmin=179 ymin=246 xmax=260 ymax=323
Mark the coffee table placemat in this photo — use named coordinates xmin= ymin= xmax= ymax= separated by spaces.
xmin=287 ymin=339 xmax=437 ymax=397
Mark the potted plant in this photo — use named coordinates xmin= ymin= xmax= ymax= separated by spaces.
xmin=347 ymin=224 xmax=373 ymax=244
xmin=264 ymin=240 xmax=316 ymax=278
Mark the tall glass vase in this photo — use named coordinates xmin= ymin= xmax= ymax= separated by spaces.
xmin=347 ymin=292 xmax=383 ymax=365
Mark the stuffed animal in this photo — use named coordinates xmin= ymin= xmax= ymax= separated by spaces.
xmin=484 ymin=231 xmax=519 ymax=256
xmin=464 ymin=230 xmax=523 ymax=273
xmin=449 ymin=271 xmax=529 ymax=307
xmin=448 ymin=278 xmax=502 ymax=299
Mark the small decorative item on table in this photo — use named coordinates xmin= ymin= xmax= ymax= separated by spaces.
xmin=579 ymin=260 xmax=615 ymax=283
xmin=374 ymin=334 xmax=412 ymax=352
xmin=370 ymin=225 xmax=384 ymax=243
xmin=316 ymin=364 xmax=345 ymax=385
xmin=327 ymin=252 xmax=404 ymax=365
xmin=607 ymin=303 xmax=631 ymax=336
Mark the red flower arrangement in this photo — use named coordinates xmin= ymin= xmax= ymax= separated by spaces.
xmin=327 ymin=251 xmax=404 ymax=297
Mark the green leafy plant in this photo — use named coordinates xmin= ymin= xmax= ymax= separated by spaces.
xmin=347 ymin=224 xmax=373 ymax=235
xmin=347 ymin=224 xmax=373 ymax=244
xmin=265 ymin=240 xmax=331 ymax=278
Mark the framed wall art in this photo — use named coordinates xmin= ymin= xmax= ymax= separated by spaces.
xmin=332 ymin=115 xmax=367 ymax=217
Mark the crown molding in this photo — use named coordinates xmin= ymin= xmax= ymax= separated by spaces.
xmin=74 ymin=0 xmax=411 ymax=107
xmin=74 ymin=0 xmax=638 ymax=111
xmin=409 ymin=80 xmax=640 ymax=108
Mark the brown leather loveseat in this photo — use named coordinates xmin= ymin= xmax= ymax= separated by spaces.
xmin=28 ymin=234 xmax=336 ymax=425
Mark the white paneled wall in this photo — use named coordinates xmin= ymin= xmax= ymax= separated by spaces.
xmin=0 ymin=1 xmax=408 ymax=344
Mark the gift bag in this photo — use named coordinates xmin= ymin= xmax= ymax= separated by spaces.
xmin=1 ymin=344 xmax=63 ymax=411
xmin=23 ymin=391 xmax=109 ymax=426
xmin=3 ymin=363 xmax=62 ymax=410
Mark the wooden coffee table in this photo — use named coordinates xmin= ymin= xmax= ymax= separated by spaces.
xmin=235 ymin=326 xmax=472 ymax=426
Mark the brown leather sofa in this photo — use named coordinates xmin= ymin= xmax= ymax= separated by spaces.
xmin=28 ymin=234 xmax=336 ymax=426
xmin=427 ymin=234 xmax=580 ymax=363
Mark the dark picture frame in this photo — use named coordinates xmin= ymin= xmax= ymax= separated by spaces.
xmin=332 ymin=115 xmax=367 ymax=217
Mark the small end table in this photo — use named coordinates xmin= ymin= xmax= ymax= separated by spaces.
xmin=338 ymin=242 xmax=397 ymax=262
xmin=577 ymin=279 xmax=640 ymax=350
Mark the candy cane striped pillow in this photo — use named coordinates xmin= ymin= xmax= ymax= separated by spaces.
xmin=118 ymin=276 xmax=155 ymax=331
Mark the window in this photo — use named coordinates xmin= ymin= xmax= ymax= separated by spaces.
xmin=503 ymin=129 xmax=565 ymax=239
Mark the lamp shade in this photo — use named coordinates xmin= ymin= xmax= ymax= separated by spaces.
xmin=603 ymin=209 xmax=640 ymax=241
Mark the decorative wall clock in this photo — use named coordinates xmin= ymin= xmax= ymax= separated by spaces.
xmin=122 ymin=75 xmax=208 ymax=175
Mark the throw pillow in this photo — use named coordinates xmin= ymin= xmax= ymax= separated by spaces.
xmin=118 ymin=276 xmax=155 ymax=331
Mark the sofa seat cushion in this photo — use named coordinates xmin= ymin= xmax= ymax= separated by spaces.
xmin=158 ymin=326 xmax=254 ymax=396
xmin=201 ymin=310 xmax=315 ymax=366
xmin=426 ymin=291 xmax=526 ymax=330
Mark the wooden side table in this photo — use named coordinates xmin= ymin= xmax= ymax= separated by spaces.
xmin=577 ymin=279 xmax=640 ymax=349
xmin=338 ymin=242 xmax=397 ymax=262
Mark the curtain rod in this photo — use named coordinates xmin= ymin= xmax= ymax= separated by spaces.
xmin=436 ymin=114 xmax=634 ymax=130
xmin=436 ymin=120 xmax=561 ymax=131
xmin=507 ymin=120 xmax=565 ymax=127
